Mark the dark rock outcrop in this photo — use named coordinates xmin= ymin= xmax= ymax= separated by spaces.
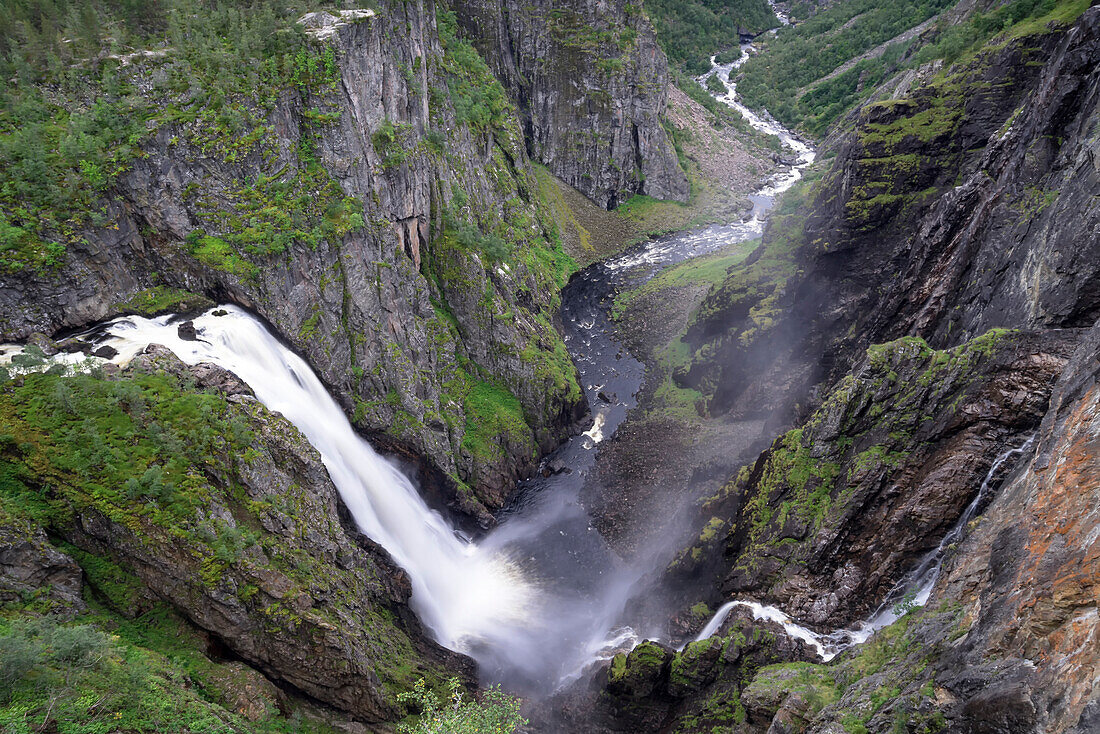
xmin=537 ymin=611 xmax=815 ymax=733
xmin=0 ymin=511 xmax=85 ymax=618
xmin=453 ymin=0 xmax=690 ymax=208
xmin=667 ymin=328 xmax=1079 ymax=629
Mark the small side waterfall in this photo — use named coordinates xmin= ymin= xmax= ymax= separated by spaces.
xmin=692 ymin=436 xmax=1038 ymax=660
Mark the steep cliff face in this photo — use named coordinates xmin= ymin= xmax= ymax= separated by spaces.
xmin=666 ymin=329 xmax=1078 ymax=629
xmin=0 ymin=2 xmax=589 ymax=520
xmin=0 ymin=349 xmax=469 ymax=723
xmin=931 ymin=318 xmax=1100 ymax=733
xmin=677 ymin=3 xmax=1100 ymax=420
xmin=452 ymin=0 xmax=690 ymax=208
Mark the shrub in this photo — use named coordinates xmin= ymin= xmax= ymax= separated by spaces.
xmin=397 ymin=678 xmax=526 ymax=734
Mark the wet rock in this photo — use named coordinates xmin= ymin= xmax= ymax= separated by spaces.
xmin=606 ymin=641 xmax=674 ymax=700
xmin=597 ymin=390 xmax=615 ymax=404
xmin=545 ymin=456 xmax=572 ymax=475
xmin=92 ymin=345 xmax=118 ymax=359
xmin=189 ymin=362 xmax=253 ymax=397
xmin=667 ymin=636 xmax=723 ymax=697
xmin=177 ymin=320 xmax=198 ymax=341
xmin=26 ymin=332 xmax=58 ymax=356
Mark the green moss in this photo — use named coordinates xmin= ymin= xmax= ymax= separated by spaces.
xmin=689 ymin=602 xmax=711 ymax=619
xmin=459 ymin=377 xmax=533 ymax=463
xmin=698 ymin=516 xmax=726 ymax=543
xmin=745 ymin=661 xmax=840 ymax=713
xmin=185 ymin=232 xmax=259 ymax=279
xmin=0 ymin=370 xmax=253 ymax=534
xmin=436 ymin=9 xmax=516 ymax=142
xmin=608 ymin=652 xmax=629 ymax=684
xmin=114 ymin=287 xmax=214 ymax=318
xmin=61 ymin=545 xmax=146 ymax=615
xmin=298 ymin=309 xmax=321 ymax=340
xmin=744 ymin=427 xmax=841 ymax=543
xmin=668 ymin=636 xmax=719 ymax=691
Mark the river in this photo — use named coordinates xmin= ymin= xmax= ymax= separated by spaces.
xmin=0 ymin=24 xmax=826 ymax=695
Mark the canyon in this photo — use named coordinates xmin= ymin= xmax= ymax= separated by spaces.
xmin=1 ymin=0 xmax=1098 ymax=732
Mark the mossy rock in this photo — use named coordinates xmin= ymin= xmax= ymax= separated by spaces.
xmin=607 ymin=640 xmax=674 ymax=699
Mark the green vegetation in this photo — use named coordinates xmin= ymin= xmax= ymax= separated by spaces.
xmin=0 ymin=614 xmax=237 ymax=733
xmin=737 ymin=0 xmax=956 ymax=135
xmin=645 ymin=0 xmax=779 ymax=74
xmin=736 ymin=0 xmax=1090 ymax=137
xmin=613 ymin=237 xmax=760 ymax=318
xmin=743 ymin=428 xmax=842 ymax=542
xmin=0 ymin=0 xmax=368 ymax=275
xmin=743 ymin=662 xmax=840 ymax=713
xmin=908 ymin=0 xmax=1090 ymax=67
xmin=0 ymin=596 xmax=349 ymax=733
xmin=436 ymin=9 xmax=515 ymax=143
xmin=397 ymin=678 xmax=526 ymax=734
xmin=459 ymin=377 xmax=532 ymax=464
xmin=113 ymin=286 xmax=213 ymax=317
xmin=0 ymin=369 xmax=252 ymax=533
xmin=704 ymin=608 xmax=956 ymax=734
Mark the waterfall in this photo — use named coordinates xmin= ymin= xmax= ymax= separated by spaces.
xmin=692 ymin=436 xmax=1038 ymax=660
xmin=92 ymin=307 xmax=538 ymax=658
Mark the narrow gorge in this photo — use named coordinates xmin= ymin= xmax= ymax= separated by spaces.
xmin=0 ymin=0 xmax=1097 ymax=733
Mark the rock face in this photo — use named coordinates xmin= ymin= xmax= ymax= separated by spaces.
xmin=0 ymin=349 xmax=469 ymax=723
xmin=930 ymin=318 xmax=1100 ymax=733
xmin=678 ymin=5 xmax=1100 ymax=421
xmin=0 ymin=0 xmax=593 ymax=519
xmin=535 ymin=611 xmax=815 ymax=733
xmin=666 ymin=329 xmax=1079 ymax=629
xmin=453 ymin=0 xmax=690 ymax=208
xmin=637 ymin=7 xmax=1100 ymax=734
xmin=0 ymin=511 xmax=85 ymax=618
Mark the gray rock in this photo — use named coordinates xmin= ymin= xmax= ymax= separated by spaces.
xmin=0 ymin=514 xmax=85 ymax=618
xmin=453 ymin=0 xmax=689 ymax=208
xmin=177 ymin=320 xmax=198 ymax=341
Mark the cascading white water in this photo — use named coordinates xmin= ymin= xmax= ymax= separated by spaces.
xmin=692 ymin=437 xmax=1038 ymax=661
xmin=92 ymin=307 xmax=538 ymax=656
xmin=697 ymin=40 xmax=815 ymax=200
